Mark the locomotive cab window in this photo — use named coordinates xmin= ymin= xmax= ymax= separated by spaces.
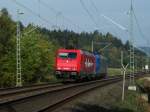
xmin=68 ymin=52 xmax=77 ymax=59
xmin=58 ymin=53 xmax=68 ymax=58
xmin=58 ymin=52 xmax=77 ymax=59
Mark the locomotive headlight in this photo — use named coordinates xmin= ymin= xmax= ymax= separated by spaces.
xmin=72 ymin=67 xmax=77 ymax=71
xmin=57 ymin=67 xmax=61 ymax=70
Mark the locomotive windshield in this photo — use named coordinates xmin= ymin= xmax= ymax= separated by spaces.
xmin=58 ymin=52 xmax=77 ymax=59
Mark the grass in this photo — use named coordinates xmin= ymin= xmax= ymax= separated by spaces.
xmin=108 ymin=68 xmax=131 ymax=76
xmin=113 ymin=90 xmax=147 ymax=112
xmin=108 ymin=68 xmax=121 ymax=76
xmin=70 ymin=81 xmax=148 ymax=112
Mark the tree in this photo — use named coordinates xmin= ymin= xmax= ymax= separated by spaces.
xmin=125 ymin=40 xmax=130 ymax=50
xmin=21 ymin=25 xmax=58 ymax=84
xmin=0 ymin=8 xmax=16 ymax=87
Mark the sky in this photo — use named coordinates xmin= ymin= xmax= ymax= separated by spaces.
xmin=0 ymin=0 xmax=150 ymax=47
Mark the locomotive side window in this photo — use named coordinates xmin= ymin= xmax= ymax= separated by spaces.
xmin=58 ymin=52 xmax=77 ymax=59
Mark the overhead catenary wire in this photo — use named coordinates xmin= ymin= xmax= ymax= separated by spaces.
xmin=79 ymin=0 xmax=99 ymax=28
xmin=9 ymin=0 xmax=60 ymax=29
xmin=89 ymin=0 xmax=101 ymax=22
xmin=23 ymin=27 xmax=39 ymax=36
xmin=9 ymin=0 xmax=150 ymax=48
xmin=132 ymin=9 xmax=150 ymax=46
xmin=131 ymin=4 xmax=150 ymax=57
xmin=23 ymin=0 xmax=44 ymax=36
xmin=39 ymin=0 xmax=83 ymax=31
xmin=90 ymin=0 xmax=122 ymax=39
xmin=38 ymin=0 xmax=41 ymax=18
xmin=89 ymin=0 xmax=148 ymax=51
xmin=101 ymin=14 xmax=127 ymax=31
xmin=132 ymin=7 xmax=150 ymax=71
xmin=88 ymin=0 xmax=106 ymax=32
xmin=88 ymin=0 xmax=127 ymax=35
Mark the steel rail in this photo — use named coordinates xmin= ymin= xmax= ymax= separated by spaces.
xmin=39 ymin=77 xmax=122 ymax=112
xmin=0 ymin=83 xmax=63 ymax=96
xmin=0 ymin=82 xmax=62 ymax=91
xmin=39 ymin=73 xmax=147 ymax=112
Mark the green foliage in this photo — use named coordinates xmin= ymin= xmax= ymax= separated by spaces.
xmin=39 ymin=28 xmax=146 ymax=68
xmin=0 ymin=8 xmax=16 ymax=87
xmin=108 ymin=68 xmax=131 ymax=76
xmin=108 ymin=68 xmax=121 ymax=76
xmin=0 ymin=9 xmax=59 ymax=87
xmin=21 ymin=25 xmax=59 ymax=84
xmin=114 ymin=91 xmax=146 ymax=112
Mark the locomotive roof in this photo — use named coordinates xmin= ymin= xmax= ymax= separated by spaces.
xmin=58 ymin=49 xmax=80 ymax=52
xmin=57 ymin=49 xmax=108 ymax=58
xmin=58 ymin=49 xmax=94 ymax=56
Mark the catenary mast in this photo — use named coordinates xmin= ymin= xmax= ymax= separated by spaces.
xmin=129 ymin=0 xmax=135 ymax=88
xmin=16 ymin=10 xmax=23 ymax=87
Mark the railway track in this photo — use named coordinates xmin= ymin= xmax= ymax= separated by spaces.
xmin=0 ymin=73 xmax=147 ymax=112
xmin=0 ymin=82 xmax=62 ymax=91
xmin=0 ymin=83 xmax=63 ymax=99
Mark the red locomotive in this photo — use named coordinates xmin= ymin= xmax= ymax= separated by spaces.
xmin=55 ymin=49 xmax=96 ymax=80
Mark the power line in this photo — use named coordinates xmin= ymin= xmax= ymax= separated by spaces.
xmin=132 ymin=9 xmax=150 ymax=45
xmin=39 ymin=0 xmax=83 ymax=31
xmin=87 ymin=0 xmax=122 ymax=33
xmin=38 ymin=0 xmax=41 ymax=17
xmin=132 ymin=6 xmax=150 ymax=73
xmin=101 ymin=14 xmax=127 ymax=31
xmin=88 ymin=0 xmax=106 ymax=32
xmin=9 ymin=0 xmax=59 ymax=29
xmin=79 ymin=0 xmax=99 ymax=28
xmin=89 ymin=0 xmax=101 ymax=20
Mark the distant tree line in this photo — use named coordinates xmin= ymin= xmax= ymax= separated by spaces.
xmin=0 ymin=8 xmax=147 ymax=87
xmin=38 ymin=28 xmax=146 ymax=68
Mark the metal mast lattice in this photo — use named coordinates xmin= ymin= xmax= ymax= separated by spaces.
xmin=129 ymin=0 xmax=135 ymax=86
xmin=16 ymin=10 xmax=22 ymax=87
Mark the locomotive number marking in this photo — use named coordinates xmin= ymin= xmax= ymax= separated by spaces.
xmin=85 ymin=59 xmax=93 ymax=68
